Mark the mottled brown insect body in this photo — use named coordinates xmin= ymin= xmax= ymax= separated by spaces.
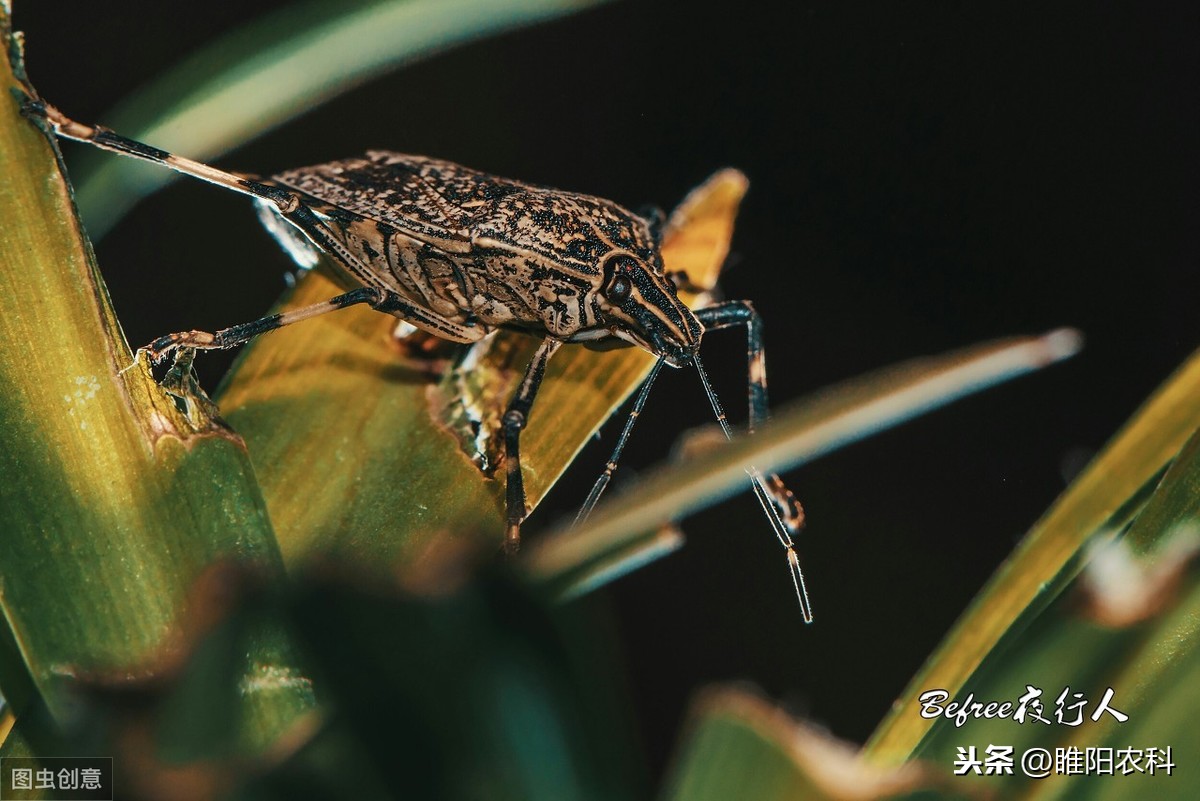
xmin=259 ymin=152 xmax=700 ymax=362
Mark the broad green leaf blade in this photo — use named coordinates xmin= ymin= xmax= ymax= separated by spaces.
xmin=660 ymin=688 xmax=964 ymax=801
xmin=215 ymin=169 xmax=746 ymax=567
xmin=71 ymin=0 xmax=615 ymax=238
xmin=866 ymin=346 xmax=1200 ymax=765
xmin=526 ymin=330 xmax=1081 ymax=590
xmin=0 ymin=11 xmax=312 ymax=751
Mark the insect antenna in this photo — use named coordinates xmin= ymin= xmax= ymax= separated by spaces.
xmin=694 ymin=355 xmax=814 ymax=623
xmin=574 ymin=358 xmax=667 ymax=527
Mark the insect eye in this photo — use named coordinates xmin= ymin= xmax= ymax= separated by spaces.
xmin=601 ymin=254 xmax=636 ymax=303
xmin=606 ymin=273 xmax=633 ymax=303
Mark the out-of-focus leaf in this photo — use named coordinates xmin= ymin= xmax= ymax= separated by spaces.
xmin=252 ymin=571 xmax=641 ymax=801
xmin=71 ymin=0 xmax=616 ymax=237
xmin=865 ymin=423 xmax=1200 ymax=798
xmin=660 ymin=688 xmax=966 ymax=801
xmin=0 ymin=712 xmax=31 ymax=759
xmin=666 ymin=446 xmax=1198 ymax=801
xmin=866 ymin=346 xmax=1200 ymax=766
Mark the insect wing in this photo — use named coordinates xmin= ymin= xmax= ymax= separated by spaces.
xmin=271 ymin=151 xmax=515 ymax=254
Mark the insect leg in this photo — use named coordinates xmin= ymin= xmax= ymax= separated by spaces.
xmin=25 ymin=100 xmax=300 ymax=212
xmin=145 ymin=287 xmax=463 ymax=362
xmin=574 ymin=358 xmax=667 ymax=527
xmin=23 ymin=104 xmax=491 ymax=355
xmin=502 ymin=337 xmax=564 ymax=554
xmin=693 ymin=303 xmax=813 ymax=622
xmin=694 ymin=301 xmax=804 ymax=531
xmin=693 ymin=301 xmax=768 ymax=427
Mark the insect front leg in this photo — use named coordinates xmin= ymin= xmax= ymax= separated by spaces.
xmin=502 ymin=337 xmax=564 ymax=554
xmin=573 ymin=358 xmax=667 ymax=528
xmin=693 ymin=300 xmax=805 ymax=532
xmin=693 ymin=302 xmax=812 ymax=622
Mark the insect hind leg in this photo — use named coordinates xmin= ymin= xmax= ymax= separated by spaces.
xmin=24 ymin=99 xmax=298 ymax=211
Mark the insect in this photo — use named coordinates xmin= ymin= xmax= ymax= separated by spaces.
xmin=25 ymin=96 xmax=814 ymax=621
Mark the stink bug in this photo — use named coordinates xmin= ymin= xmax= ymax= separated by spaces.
xmin=26 ymin=97 xmax=814 ymax=621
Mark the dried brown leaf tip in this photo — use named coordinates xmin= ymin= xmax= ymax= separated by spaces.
xmin=1077 ymin=526 xmax=1200 ymax=627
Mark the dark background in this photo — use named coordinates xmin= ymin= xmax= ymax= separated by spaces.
xmin=15 ymin=0 xmax=1198 ymax=782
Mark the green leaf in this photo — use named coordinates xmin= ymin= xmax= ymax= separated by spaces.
xmin=261 ymin=573 xmax=642 ymax=801
xmin=866 ymin=346 xmax=1200 ymax=766
xmin=0 ymin=7 xmax=312 ymax=752
xmin=878 ymin=427 xmax=1200 ymax=798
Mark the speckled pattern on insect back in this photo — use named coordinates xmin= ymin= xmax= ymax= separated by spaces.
xmin=271 ymin=152 xmax=677 ymax=340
